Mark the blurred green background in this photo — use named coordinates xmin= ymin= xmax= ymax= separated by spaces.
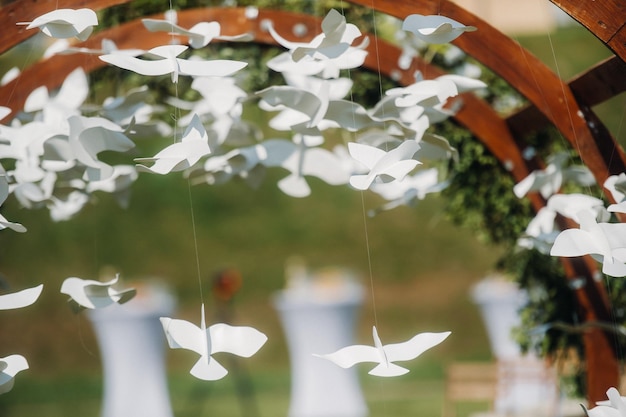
xmin=0 ymin=12 xmax=622 ymax=417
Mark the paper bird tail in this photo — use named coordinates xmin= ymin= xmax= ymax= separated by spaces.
xmin=368 ymin=362 xmax=409 ymax=377
xmin=190 ymin=356 xmax=228 ymax=381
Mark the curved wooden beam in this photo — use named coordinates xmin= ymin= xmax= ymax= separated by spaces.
xmin=508 ymin=55 xmax=626 ymax=142
xmin=549 ymin=0 xmax=626 ymax=63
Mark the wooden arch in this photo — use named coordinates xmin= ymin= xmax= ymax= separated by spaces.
xmin=1 ymin=0 xmax=625 ymax=403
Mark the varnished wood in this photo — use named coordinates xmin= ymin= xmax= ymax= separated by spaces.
xmin=549 ymin=0 xmax=626 ymax=62
xmin=508 ymin=55 xmax=626 ymax=142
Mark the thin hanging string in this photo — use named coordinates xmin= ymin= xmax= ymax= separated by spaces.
xmin=338 ymin=0 xmax=380 ymax=328
xmin=187 ymin=180 xmax=205 ymax=306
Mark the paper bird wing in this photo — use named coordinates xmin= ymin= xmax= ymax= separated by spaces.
xmin=348 ymin=142 xmax=386 ymax=170
xmin=0 ymin=284 xmax=43 ymax=310
xmin=315 ymin=344 xmax=380 ymax=369
xmin=177 ymin=58 xmax=247 ymax=78
xmin=100 ymin=53 xmax=175 ymax=76
xmin=550 ymin=229 xmax=600 ymax=258
xmin=383 ymin=331 xmax=451 ymax=362
xmin=257 ymin=86 xmax=324 ymax=123
xmin=160 ymin=317 xmax=204 ymax=355
xmin=0 ymin=355 xmax=28 ymax=394
xmin=208 ymin=323 xmax=267 ymax=357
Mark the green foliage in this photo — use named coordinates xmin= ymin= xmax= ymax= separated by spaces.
xmin=438 ymin=121 xmax=533 ymax=246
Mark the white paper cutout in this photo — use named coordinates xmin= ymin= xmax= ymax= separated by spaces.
xmin=100 ymin=45 xmax=248 ymax=83
xmin=369 ymin=168 xmax=448 ymax=214
xmin=160 ymin=303 xmax=267 ymax=380
xmin=60 ymin=274 xmax=136 ymax=311
xmin=85 ymin=165 xmax=138 ymax=208
xmin=604 ymin=173 xmax=626 ymax=213
xmin=265 ymin=9 xmax=366 ymax=62
xmin=54 ymin=39 xmax=145 ymax=57
xmin=0 ymin=284 xmax=43 ymax=310
xmin=550 ymin=210 xmax=626 ymax=277
xmin=262 ymin=135 xmax=350 ymax=197
xmin=1 ymin=68 xmax=19 ymax=87
xmin=257 ymin=83 xmax=330 ymax=131
xmin=68 ymin=115 xmax=135 ymax=181
xmin=401 ymin=14 xmax=476 ymax=44
xmin=135 ymin=114 xmax=211 ymax=174
xmin=315 ymin=326 xmax=450 ymax=377
xmin=513 ymin=152 xmax=596 ymax=199
xmin=18 ymin=8 xmax=98 ymax=41
xmin=585 ymin=387 xmax=626 ymax=417
xmin=0 ymin=355 xmax=29 ymax=394
xmin=23 ymin=67 xmax=89 ymax=127
xmin=143 ymin=12 xmax=252 ymax=49
xmin=348 ymin=140 xmax=421 ymax=190
xmin=0 ymin=166 xmax=27 ymax=232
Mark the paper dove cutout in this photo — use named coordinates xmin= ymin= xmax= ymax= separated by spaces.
xmin=135 ymin=114 xmax=211 ymax=174
xmin=60 ymin=274 xmax=136 ymax=312
xmin=257 ymin=83 xmax=330 ymax=130
xmin=100 ymin=45 xmax=247 ymax=83
xmin=585 ymin=387 xmax=626 ymax=417
xmin=513 ymin=152 xmax=596 ymax=199
xmin=550 ymin=210 xmax=626 ymax=277
xmin=266 ymin=9 xmax=366 ymax=62
xmin=143 ymin=14 xmax=251 ymax=49
xmin=604 ymin=173 xmax=626 ymax=213
xmin=315 ymin=326 xmax=450 ymax=377
xmin=402 ymin=14 xmax=476 ymax=44
xmin=18 ymin=8 xmax=98 ymax=41
xmin=369 ymin=168 xmax=448 ymax=214
xmin=160 ymin=303 xmax=267 ymax=380
xmin=348 ymin=140 xmax=421 ymax=190
xmin=0 ymin=355 xmax=29 ymax=394
xmin=0 ymin=167 xmax=27 ymax=232
xmin=0 ymin=284 xmax=43 ymax=310
xmin=68 ymin=115 xmax=135 ymax=181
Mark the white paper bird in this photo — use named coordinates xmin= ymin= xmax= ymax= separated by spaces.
xmin=135 ymin=114 xmax=211 ymax=174
xmin=143 ymin=14 xmax=251 ymax=49
xmin=513 ymin=152 xmax=596 ymax=199
xmin=585 ymin=387 xmax=626 ymax=417
xmin=18 ymin=8 xmax=98 ymax=41
xmin=401 ymin=14 xmax=476 ymax=44
xmin=315 ymin=326 xmax=450 ymax=377
xmin=60 ymin=274 xmax=136 ymax=312
xmin=68 ymin=115 xmax=135 ymax=181
xmin=265 ymin=9 xmax=366 ymax=62
xmin=0 ymin=355 xmax=29 ymax=394
xmin=160 ymin=303 xmax=267 ymax=380
xmin=550 ymin=210 xmax=626 ymax=277
xmin=100 ymin=45 xmax=248 ymax=83
xmin=256 ymin=83 xmax=330 ymax=130
xmin=369 ymin=168 xmax=448 ymax=214
xmin=604 ymin=173 xmax=626 ymax=213
xmin=0 ymin=284 xmax=43 ymax=310
xmin=348 ymin=140 xmax=421 ymax=190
